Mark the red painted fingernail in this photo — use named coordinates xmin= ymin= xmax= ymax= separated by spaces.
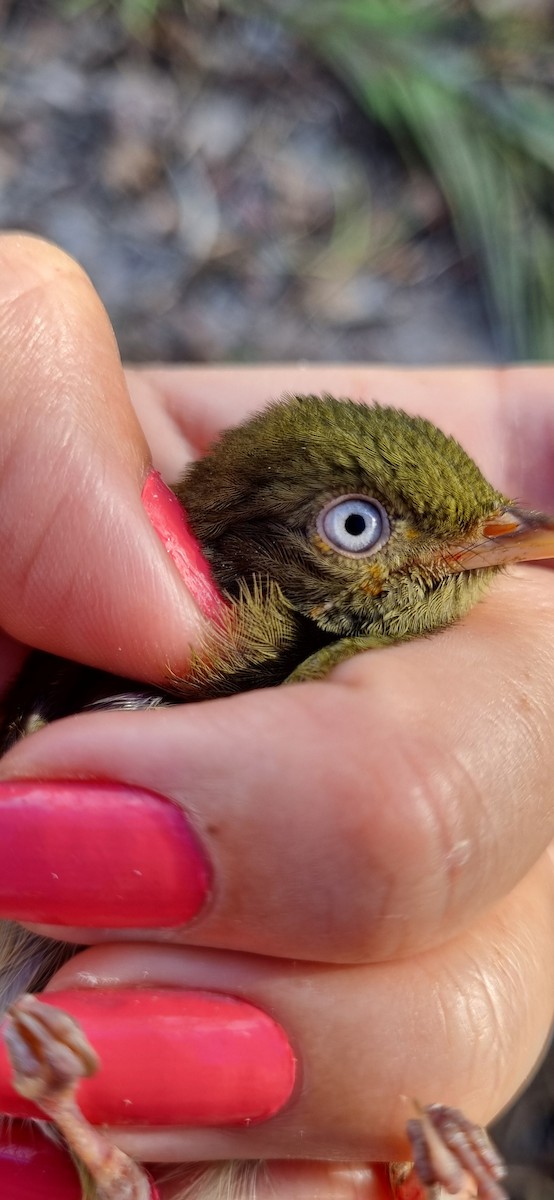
xmin=0 ymin=1121 xmax=82 ymax=1199
xmin=0 ymin=780 xmax=210 ymax=927
xmin=142 ymin=470 xmax=224 ymax=621
xmin=0 ymin=990 xmax=296 ymax=1126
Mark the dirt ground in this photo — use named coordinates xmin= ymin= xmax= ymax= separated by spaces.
xmin=0 ymin=1 xmax=496 ymax=364
xmin=0 ymin=2 xmax=552 ymax=1196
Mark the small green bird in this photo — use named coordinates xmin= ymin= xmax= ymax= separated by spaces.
xmin=2 ymin=392 xmax=554 ymax=743
xmin=1 ymin=394 xmax=554 ymax=1200
xmin=175 ymin=392 xmax=554 ymax=689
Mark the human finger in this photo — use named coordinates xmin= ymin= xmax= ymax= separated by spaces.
xmin=0 ymin=1120 xmax=391 ymax=1200
xmin=0 ymin=564 xmax=553 ymax=963
xmin=0 ymin=233 xmax=220 ymax=689
xmin=0 ymin=853 xmax=550 ymax=1166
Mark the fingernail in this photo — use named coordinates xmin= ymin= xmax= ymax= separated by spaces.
xmin=0 ymin=1120 xmax=82 ymax=1199
xmin=0 ymin=780 xmax=210 ymax=927
xmin=142 ymin=470 xmax=224 ymax=621
xmin=0 ymin=1121 xmax=159 ymax=1199
xmin=0 ymin=990 xmax=296 ymax=1126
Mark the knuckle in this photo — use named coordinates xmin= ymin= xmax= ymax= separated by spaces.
xmin=314 ymin=713 xmax=482 ymax=962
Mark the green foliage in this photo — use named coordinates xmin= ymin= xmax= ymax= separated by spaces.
xmin=268 ymin=0 xmax=554 ymax=359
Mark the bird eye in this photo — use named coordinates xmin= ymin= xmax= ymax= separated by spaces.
xmin=317 ymin=495 xmax=390 ymax=556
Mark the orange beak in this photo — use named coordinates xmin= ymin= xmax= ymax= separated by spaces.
xmin=450 ymin=506 xmax=554 ymax=572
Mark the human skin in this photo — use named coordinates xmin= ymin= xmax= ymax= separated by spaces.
xmin=0 ymin=233 xmax=552 ymax=1198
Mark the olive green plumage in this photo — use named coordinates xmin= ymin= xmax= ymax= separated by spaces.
xmin=175 ymin=394 xmax=507 ymax=689
xmin=180 ymin=395 xmax=500 ymax=545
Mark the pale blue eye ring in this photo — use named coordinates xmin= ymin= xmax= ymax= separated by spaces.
xmin=317 ymin=495 xmax=390 ymax=556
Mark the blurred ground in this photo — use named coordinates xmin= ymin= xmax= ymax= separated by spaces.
xmin=0 ymin=1 xmax=552 ymax=1196
xmin=0 ymin=0 xmax=495 ymax=363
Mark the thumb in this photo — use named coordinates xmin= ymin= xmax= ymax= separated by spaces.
xmin=0 ymin=234 xmax=220 ymax=684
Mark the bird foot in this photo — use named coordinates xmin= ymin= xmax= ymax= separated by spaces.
xmin=391 ymin=1102 xmax=508 ymax=1200
xmin=3 ymin=993 xmax=155 ymax=1200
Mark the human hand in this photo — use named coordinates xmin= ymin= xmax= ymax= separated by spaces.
xmin=0 ymin=234 xmax=552 ymax=1199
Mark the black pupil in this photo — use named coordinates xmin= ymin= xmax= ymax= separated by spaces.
xmin=344 ymin=512 xmax=367 ymax=537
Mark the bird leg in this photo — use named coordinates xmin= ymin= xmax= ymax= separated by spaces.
xmin=286 ymin=634 xmax=393 ymax=683
xmin=390 ymin=1102 xmax=508 ymax=1200
xmin=3 ymin=993 xmax=155 ymax=1200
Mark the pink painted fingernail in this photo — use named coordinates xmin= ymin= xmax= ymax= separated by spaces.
xmin=0 ymin=1120 xmax=159 ymax=1199
xmin=0 ymin=990 xmax=296 ymax=1127
xmin=0 ymin=780 xmax=210 ymax=927
xmin=142 ymin=469 xmax=224 ymax=620
xmin=0 ymin=1121 xmax=82 ymax=1199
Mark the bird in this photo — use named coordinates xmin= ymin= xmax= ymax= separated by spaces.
xmin=173 ymin=391 xmax=554 ymax=686
xmin=2 ymin=393 xmax=553 ymax=735
xmin=1 ymin=393 xmax=553 ymax=1200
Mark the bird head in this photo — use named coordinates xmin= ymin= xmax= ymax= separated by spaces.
xmin=178 ymin=394 xmax=554 ymax=642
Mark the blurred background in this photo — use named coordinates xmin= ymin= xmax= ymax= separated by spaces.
xmin=0 ymin=0 xmax=553 ymax=1195
xmin=2 ymin=0 xmax=554 ymax=363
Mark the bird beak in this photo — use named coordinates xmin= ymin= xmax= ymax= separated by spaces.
xmin=450 ymin=506 xmax=554 ymax=572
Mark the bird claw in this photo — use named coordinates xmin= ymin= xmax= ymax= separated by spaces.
xmin=4 ymin=991 xmax=99 ymax=1102
xmin=4 ymin=994 xmax=155 ymax=1200
xmin=391 ymin=1102 xmax=508 ymax=1200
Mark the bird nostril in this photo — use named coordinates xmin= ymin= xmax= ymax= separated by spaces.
xmin=450 ymin=506 xmax=554 ymax=572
